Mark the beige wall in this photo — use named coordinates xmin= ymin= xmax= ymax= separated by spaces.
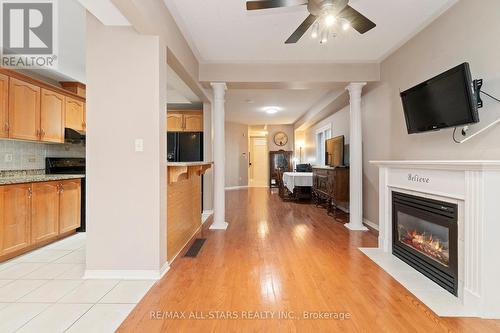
xmin=267 ymin=125 xmax=294 ymax=152
xmin=225 ymin=122 xmax=249 ymax=188
xmin=362 ymin=0 xmax=500 ymax=225
xmin=301 ymin=106 xmax=350 ymax=166
xmin=85 ymin=14 xmax=168 ymax=274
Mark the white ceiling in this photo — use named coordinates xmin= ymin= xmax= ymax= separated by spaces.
xmin=165 ymin=0 xmax=457 ymax=63
xmin=225 ymin=89 xmax=330 ymax=125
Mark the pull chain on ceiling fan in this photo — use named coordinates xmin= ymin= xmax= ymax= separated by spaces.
xmin=246 ymin=0 xmax=376 ymax=44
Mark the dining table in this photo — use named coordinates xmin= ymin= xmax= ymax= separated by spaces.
xmin=282 ymin=172 xmax=313 ymax=193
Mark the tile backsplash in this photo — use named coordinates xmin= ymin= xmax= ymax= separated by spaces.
xmin=0 ymin=140 xmax=85 ymax=171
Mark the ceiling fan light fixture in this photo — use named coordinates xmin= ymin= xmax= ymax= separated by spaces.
xmin=324 ymin=14 xmax=336 ymax=27
xmin=320 ymin=29 xmax=328 ymax=44
xmin=341 ymin=19 xmax=351 ymax=31
xmin=311 ymin=21 xmax=319 ymax=39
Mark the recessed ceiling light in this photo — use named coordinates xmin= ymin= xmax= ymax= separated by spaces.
xmin=262 ymin=106 xmax=282 ymax=114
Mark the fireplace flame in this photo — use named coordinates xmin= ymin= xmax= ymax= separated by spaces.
xmin=402 ymin=230 xmax=449 ymax=266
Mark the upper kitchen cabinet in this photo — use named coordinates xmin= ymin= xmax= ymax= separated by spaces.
xmin=167 ymin=110 xmax=203 ymax=132
xmin=65 ymin=97 xmax=85 ymax=131
xmin=184 ymin=112 xmax=203 ymax=132
xmin=8 ymin=78 xmax=41 ymax=141
xmin=167 ymin=112 xmax=184 ymax=131
xmin=40 ymin=89 xmax=65 ymax=143
xmin=0 ymin=74 xmax=8 ymax=138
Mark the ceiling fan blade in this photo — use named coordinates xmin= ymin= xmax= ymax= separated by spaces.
xmin=246 ymin=0 xmax=307 ymax=11
xmin=338 ymin=5 xmax=376 ymax=34
xmin=285 ymin=14 xmax=317 ymax=44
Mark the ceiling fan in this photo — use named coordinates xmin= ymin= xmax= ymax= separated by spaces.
xmin=246 ymin=0 xmax=376 ymax=44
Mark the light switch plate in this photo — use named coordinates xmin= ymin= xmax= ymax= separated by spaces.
xmin=4 ymin=153 xmax=12 ymax=162
xmin=135 ymin=139 xmax=144 ymax=152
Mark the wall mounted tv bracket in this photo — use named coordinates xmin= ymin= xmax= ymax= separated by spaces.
xmin=473 ymin=79 xmax=483 ymax=108
xmin=454 ymin=79 xmax=500 ymax=143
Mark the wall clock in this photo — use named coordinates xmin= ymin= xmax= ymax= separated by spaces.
xmin=273 ymin=132 xmax=288 ymax=147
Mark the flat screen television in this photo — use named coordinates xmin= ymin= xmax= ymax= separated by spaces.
xmin=400 ymin=63 xmax=479 ymax=134
xmin=325 ymin=135 xmax=344 ymax=167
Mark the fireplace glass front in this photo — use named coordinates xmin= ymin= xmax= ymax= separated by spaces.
xmin=392 ymin=192 xmax=458 ymax=295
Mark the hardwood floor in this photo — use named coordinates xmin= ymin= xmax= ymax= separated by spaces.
xmin=118 ymin=188 xmax=500 ymax=332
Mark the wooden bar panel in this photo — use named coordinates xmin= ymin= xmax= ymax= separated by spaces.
xmin=167 ymin=173 xmax=202 ymax=262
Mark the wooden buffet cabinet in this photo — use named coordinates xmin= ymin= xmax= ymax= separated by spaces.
xmin=312 ymin=166 xmax=350 ymax=213
xmin=0 ymin=179 xmax=81 ymax=262
xmin=0 ymin=68 xmax=86 ymax=143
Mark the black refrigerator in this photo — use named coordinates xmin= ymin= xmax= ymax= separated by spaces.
xmin=167 ymin=132 xmax=203 ymax=162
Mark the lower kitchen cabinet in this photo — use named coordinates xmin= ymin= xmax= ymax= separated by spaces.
xmin=0 ymin=179 xmax=82 ymax=261
xmin=0 ymin=184 xmax=32 ymax=255
xmin=31 ymin=182 xmax=60 ymax=244
xmin=59 ymin=180 xmax=81 ymax=234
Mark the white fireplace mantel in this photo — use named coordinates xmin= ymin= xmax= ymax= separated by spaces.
xmin=362 ymin=160 xmax=500 ymax=319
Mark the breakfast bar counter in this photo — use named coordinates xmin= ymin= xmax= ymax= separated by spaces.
xmin=166 ymin=162 xmax=213 ymax=262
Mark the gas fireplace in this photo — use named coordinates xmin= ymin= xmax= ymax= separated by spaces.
xmin=392 ymin=192 xmax=458 ymax=295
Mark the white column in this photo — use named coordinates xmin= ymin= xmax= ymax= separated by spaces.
xmin=210 ymin=82 xmax=229 ymax=230
xmin=345 ymin=82 xmax=368 ymax=231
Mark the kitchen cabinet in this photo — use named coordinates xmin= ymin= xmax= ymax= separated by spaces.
xmin=8 ymin=78 xmax=41 ymax=141
xmin=184 ymin=113 xmax=203 ymax=131
xmin=0 ymin=184 xmax=32 ymax=255
xmin=40 ymin=89 xmax=65 ymax=143
xmin=0 ymin=179 xmax=82 ymax=261
xmin=0 ymin=74 xmax=8 ymax=138
xmin=0 ymin=69 xmax=86 ymax=143
xmin=65 ymin=97 xmax=85 ymax=131
xmin=60 ymin=82 xmax=86 ymax=98
xmin=167 ymin=111 xmax=203 ymax=132
xmin=59 ymin=179 xmax=81 ymax=234
xmin=31 ymin=182 xmax=59 ymax=244
xmin=167 ymin=112 xmax=184 ymax=131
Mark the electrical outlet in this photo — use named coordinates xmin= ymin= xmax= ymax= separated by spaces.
xmin=4 ymin=153 xmax=12 ymax=162
xmin=28 ymin=155 xmax=36 ymax=163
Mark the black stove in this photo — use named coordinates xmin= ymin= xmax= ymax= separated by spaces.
xmin=46 ymin=158 xmax=86 ymax=232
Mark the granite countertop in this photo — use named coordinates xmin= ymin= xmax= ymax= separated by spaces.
xmin=167 ymin=161 xmax=214 ymax=167
xmin=0 ymin=174 xmax=85 ymax=186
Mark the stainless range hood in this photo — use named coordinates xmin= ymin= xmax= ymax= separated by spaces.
xmin=64 ymin=128 xmax=86 ymax=144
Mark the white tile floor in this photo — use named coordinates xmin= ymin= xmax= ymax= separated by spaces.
xmin=0 ymin=233 xmax=156 ymax=332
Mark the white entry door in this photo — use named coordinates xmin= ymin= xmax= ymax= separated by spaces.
xmin=249 ymin=137 xmax=269 ymax=187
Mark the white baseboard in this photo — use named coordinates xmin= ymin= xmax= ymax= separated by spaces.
xmin=363 ymin=218 xmax=379 ymax=231
xmin=224 ymin=185 xmax=248 ymax=191
xmin=201 ymin=210 xmax=213 ymax=224
xmin=337 ymin=206 xmax=349 ymax=214
xmin=84 ymin=262 xmax=170 ymax=280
